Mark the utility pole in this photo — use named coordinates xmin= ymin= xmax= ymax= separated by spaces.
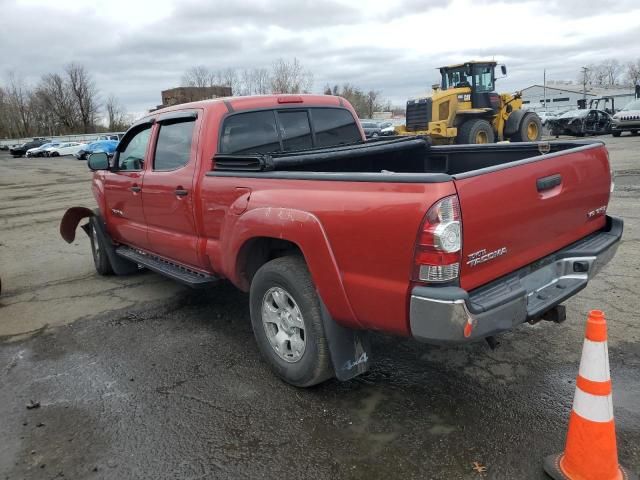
xmin=581 ymin=66 xmax=589 ymax=102
xmin=543 ymin=69 xmax=547 ymax=112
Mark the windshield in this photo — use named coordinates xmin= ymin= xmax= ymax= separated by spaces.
xmin=560 ymin=110 xmax=589 ymax=118
xmin=441 ymin=64 xmax=494 ymax=92
xmin=472 ymin=64 xmax=494 ymax=93
xmin=622 ymin=100 xmax=640 ymax=111
xmin=441 ymin=67 xmax=471 ymax=90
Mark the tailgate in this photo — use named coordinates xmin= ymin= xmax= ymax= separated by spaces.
xmin=454 ymin=144 xmax=612 ymax=291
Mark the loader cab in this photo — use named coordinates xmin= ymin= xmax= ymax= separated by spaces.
xmin=439 ymin=62 xmax=502 ymax=111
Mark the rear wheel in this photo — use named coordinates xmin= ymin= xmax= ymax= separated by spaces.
xmin=456 ymin=119 xmax=495 ymax=144
xmin=632 ymin=130 xmax=638 ymax=136
xmin=510 ymin=113 xmax=543 ymax=142
xmin=249 ymin=256 xmax=333 ymax=387
xmin=612 ymin=130 xmax=622 ymax=137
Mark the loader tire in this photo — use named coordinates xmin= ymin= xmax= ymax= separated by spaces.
xmin=456 ymin=119 xmax=495 ymax=145
xmin=510 ymin=112 xmax=542 ymax=142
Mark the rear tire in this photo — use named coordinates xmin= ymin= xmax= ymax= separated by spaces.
xmin=249 ymin=256 xmax=333 ymax=387
xmin=89 ymin=219 xmax=114 ymax=276
xmin=612 ymin=131 xmax=622 ymax=137
xmin=456 ymin=119 xmax=495 ymax=144
xmin=510 ymin=112 xmax=543 ymax=142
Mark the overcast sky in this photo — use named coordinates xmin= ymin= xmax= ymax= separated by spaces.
xmin=2 ymin=0 xmax=640 ymax=118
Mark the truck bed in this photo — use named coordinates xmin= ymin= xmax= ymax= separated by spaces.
xmin=211 ymin=137 xmax=599 ymax=178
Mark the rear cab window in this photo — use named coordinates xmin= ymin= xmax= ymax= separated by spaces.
xmin=219 ymin=107 xmax=361 ymax=155
xmin=154 ymin=119 xmax=196 ymax=171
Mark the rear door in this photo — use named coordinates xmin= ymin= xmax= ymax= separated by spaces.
xmin=141 ymin=110 xmax=203 ymax=269
xmin=454 ymin=145 xmax=612 ymax=291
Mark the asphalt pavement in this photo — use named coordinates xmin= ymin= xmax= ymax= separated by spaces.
xmin=1 ymin=135 xmax=639 ymax=479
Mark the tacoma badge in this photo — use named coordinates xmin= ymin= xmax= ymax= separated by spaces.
xmin=467 ymin=247 xmax=508 ymax=267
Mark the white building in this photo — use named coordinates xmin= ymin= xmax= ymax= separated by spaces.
xmin=520 ymin=84 xmax=636 ymax=113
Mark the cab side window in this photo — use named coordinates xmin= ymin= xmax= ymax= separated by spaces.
xmin=118 ymin=126 xmax=152 ymax=171
xmin=154 ymin=120 xmax=195 ymax=171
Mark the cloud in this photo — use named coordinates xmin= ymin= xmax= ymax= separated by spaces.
xmin=1 ymin=0 xmax=640 ymax=117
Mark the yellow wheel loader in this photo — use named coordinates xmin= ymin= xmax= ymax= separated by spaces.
xmin=396 ymin=61 xmax=542 ymax=145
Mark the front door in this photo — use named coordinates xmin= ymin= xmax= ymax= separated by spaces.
xmin=141 ymin=111 xmax=203 ymax=269
xmin=103 ymin=124 xmax=153 ymax=248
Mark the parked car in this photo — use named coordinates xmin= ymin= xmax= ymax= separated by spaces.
xmin=9 ymin=139 xmax=51 ymax=157
xmin=378 ymin=121 xmax=395 ymax=136
xmin=95 ymin=134 xmax=124 ymax=141
xmin=360 ymin=121 xmax=382 ymax=138
xmin=75 ymin=140 xmax=118 ymax=160
xmin=536 ymin=111 xmax=558 ymax=125
xmin=45 ymin=142 xmax=84 ymax=157
xmin=547 ymin=109 xmax=612 ymax=137
xmin=26 ymin=142 xmax=62 ymax=157
xmin=611 ymin=99 xmax=640 ymax=137
xmin=61 ymin=94 xmax=621 ymax=388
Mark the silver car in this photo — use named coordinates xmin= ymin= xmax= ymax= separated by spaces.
xmin=611 ymin=99 xmax=640 ymax=137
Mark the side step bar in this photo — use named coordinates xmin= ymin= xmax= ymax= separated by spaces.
xmin=116 ymin=247 xmax=218 ymax=288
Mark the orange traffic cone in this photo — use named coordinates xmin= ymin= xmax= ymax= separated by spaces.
xmin=544 ymin=310 xmax=636 ymax=480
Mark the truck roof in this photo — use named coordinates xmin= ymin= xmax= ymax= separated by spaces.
xmin=147 ymin=94 xmax=346 ymax=117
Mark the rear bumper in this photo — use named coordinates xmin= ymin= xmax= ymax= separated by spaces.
xmin=409 ymin=216 xmax=623 ymax=344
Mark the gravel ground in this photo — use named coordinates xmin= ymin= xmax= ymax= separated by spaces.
xmin=0 ymin=135 xmax=639 ymax=480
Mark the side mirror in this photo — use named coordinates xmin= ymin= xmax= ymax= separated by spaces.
xmin=501 ymin=65 xmax=507 ymax=76
xmin=87 ymin=152 xmax=110 ymax=171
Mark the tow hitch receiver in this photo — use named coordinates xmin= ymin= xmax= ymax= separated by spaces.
xmin=541 ymin=305 xmax=567 ymax=323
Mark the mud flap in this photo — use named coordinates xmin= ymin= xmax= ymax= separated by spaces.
xmin=89 ymin=216 xmax=139 ymax=275
xmin=60 ymin=206 xmax=95 ymax=243
xmin=320 ymin=300 xmax=371 ymax=381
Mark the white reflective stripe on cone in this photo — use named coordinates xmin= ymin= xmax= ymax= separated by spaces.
xmin=578 ymin=339 xmax=611 ymax=382
xmin=573 ymin=388 xmax=614 ymax=422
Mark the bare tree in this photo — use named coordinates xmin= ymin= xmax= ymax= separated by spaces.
xmin=625 ymin=59 xmax=640 ymax=88
xmin=270 ymin=58 xmax=313 ymax=94
xmin=591 ymin=64 xmax=609 ymax=88
xmin=5 ymin=73 xmax=33 ymax=137
xmin=105 ymin=94 xmax=130 ymax=131
xmin=65 ymin=63 xmax=99 ymax=132
xmin=217 ymin=68 xmax=240 ymax=95
xmin=37 ymin=73 xmax=77 ymax=132
xmin=365 ymin=90 xmax=382 ymax=119
xmin=602 ymin=59 xmax=622 ymax=87
xmin=182 ymin=65 xmax=214 ymax=88
xmin=240 ymin=68 xmax=270 ymax=95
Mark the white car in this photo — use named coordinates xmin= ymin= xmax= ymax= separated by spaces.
xmin=536 ymin=111 xmax=558 ymax=125
xmin=378 ymin=121 xmax=396 ymax=136
xmin=45 ymin=142 xmax=85 ymax=157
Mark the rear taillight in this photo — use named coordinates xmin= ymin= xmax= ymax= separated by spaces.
xmin=412 ymin=195 xmax=462 ymax=283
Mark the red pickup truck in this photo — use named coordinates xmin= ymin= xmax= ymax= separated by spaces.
xmin=61 ymin=94 xmax=622 ymax=387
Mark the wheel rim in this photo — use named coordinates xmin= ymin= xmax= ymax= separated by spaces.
xmin=91 ymin=226 xmax=101 ymax=264
xmin=527 ymin=121 xmax=539 ymax=140
xmin=261 ymin=287 xmax=306 ymax=363
xmin=475 ymin=131 xmax=488 ymax=143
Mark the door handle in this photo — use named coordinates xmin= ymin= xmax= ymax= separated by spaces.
xmin=175 ymin=188 xmax=188 ymax=197
xmin=537 ymin=174 xmax=562 ymax=192
xmin=129 ymin=185 xmax=141 ymax=193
